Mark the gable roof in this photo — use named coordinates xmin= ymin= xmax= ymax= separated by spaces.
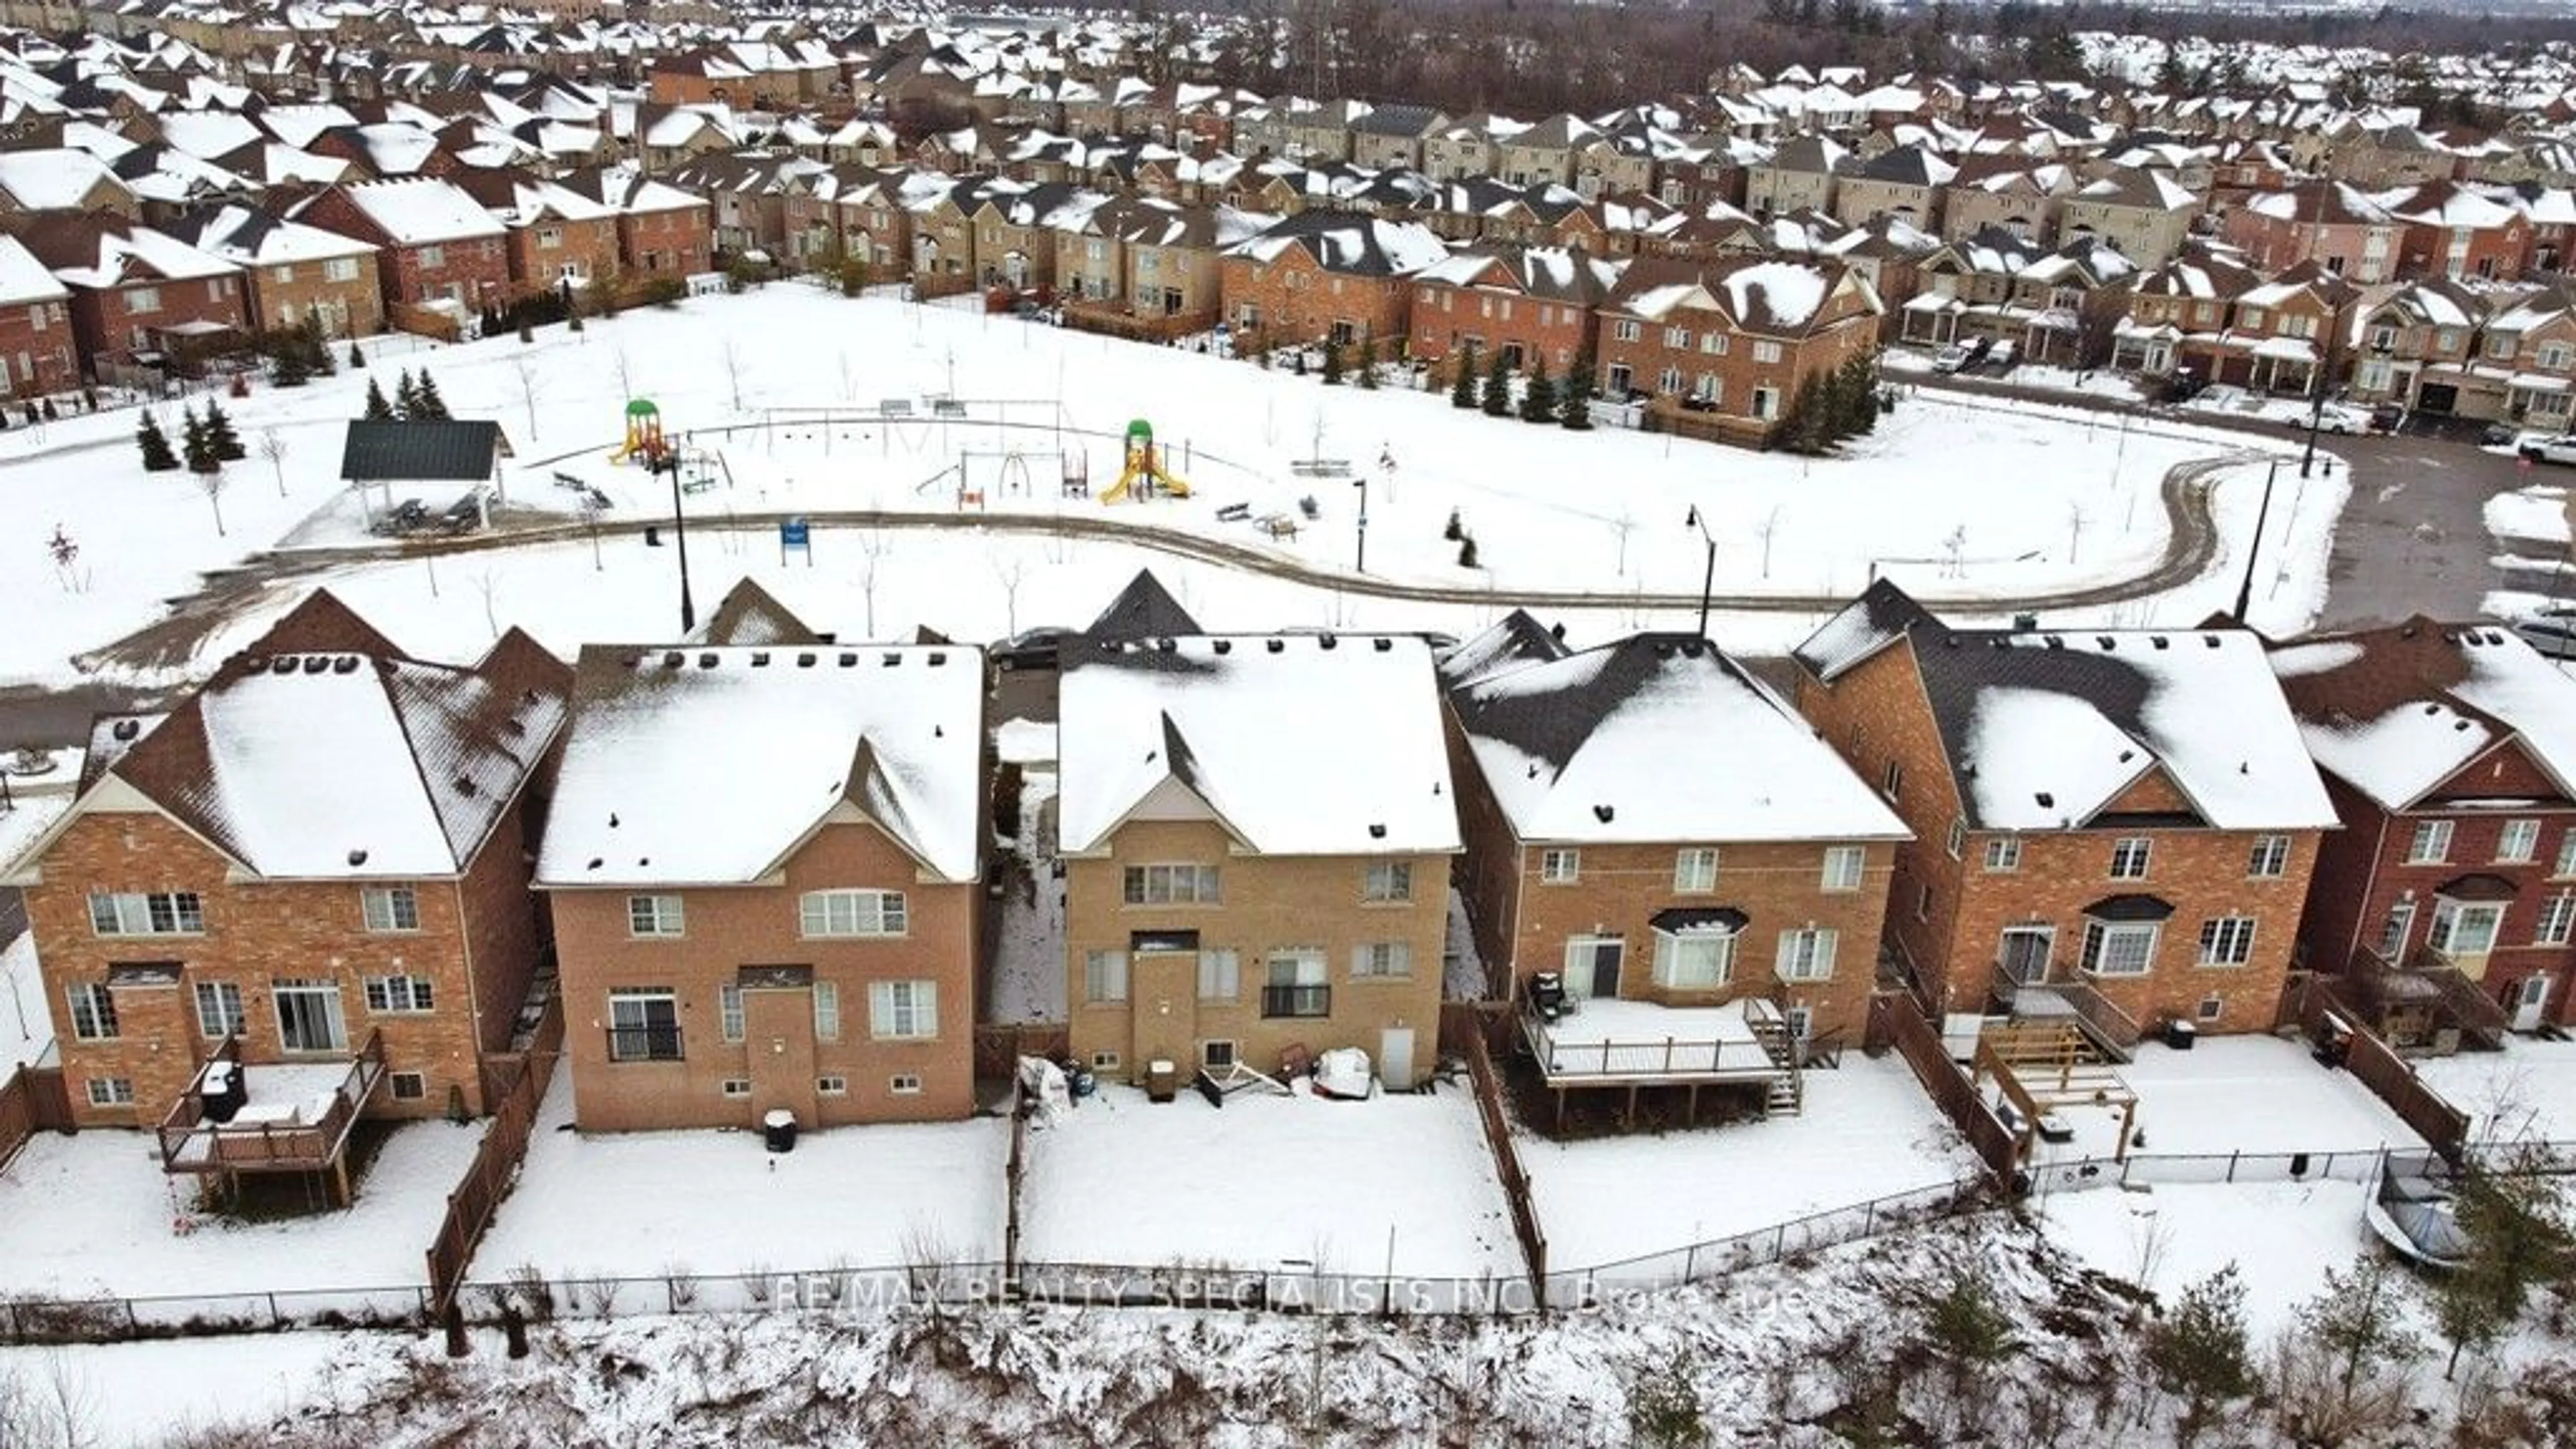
xmin=1084 ymin=569 xmax=1201 ymax=640
xmin=337 ymin=420 xmax=502 ymax=483
xmin=691 ymin=578 xmax=824 ymax=647
xmin=2269 ymin=618 xmax=2576 ymax=812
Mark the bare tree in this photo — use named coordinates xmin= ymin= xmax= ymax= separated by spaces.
xmin=257 ymin=427 xmax=288 ymax=497
xmin=993 ymin=554 xmax=1026 ymax=637
xmin=722 ymin=339 xmax=747 ymax=415
xmin=199 ymin=464 xmax=229 ymax=537
xmin=858 ymin=528 xmax=888 ymax=637
xmin=612 ymin=345 xmax=636 ymax=405
xmin=1756 ymin=504 xmax=1783 ymax=579
xmin=472 ymin=568 xmax=503 ymax=641
xmin=509 ymin=350 xmax=545 ymax=441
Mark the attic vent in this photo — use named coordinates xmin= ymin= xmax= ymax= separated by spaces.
xmin=503 ymin=718 xmax=527 ymax=735
xmin=454 ymin=775 xmax=478 ymax=796
xmin=1550 ymin=623 xmax=1567 ymax=641
xmin=2203 ymin=635 xmax=2221 ymax=648
xmin=2043 ymin=635 xmax=2064 ymax=649
xmin=663 ymin=651 xmax=684 ymax=667
xmin=2012 ymin=612 xmax=2039 ymax=632
xmin=1320 ymin=633 xmax=1338 ymax=649
xmin=2151 ymin=637 xmax=2170 ymax=650
xmin=1593 ymin=804 xmax=1615 ymax=823
xmin=609 ymin=812 xmax=620 ymax=828
xmin=347 ymin=849 xmax=368 ymax=867
xmin=1155 ymin=639 xmax=1177 ymax=653
xmin=625 ymin=653 xmax=645 ymax=669
xmin=927 ymin=651 xmax=948 ymax=666
xmin=1368 ymin=822 xmax=1387 ymax=839
xmin=587 ymin=858 xmax=603 ymax=871
xmin=883 ymin=652 xmax=902 ymax=666
xmin=1213 ymin=639 xmax=1234 ymax=655
xmin=331 ymin=655 xmax=361 ymax=675
xmin=521 ymin=690 xmax=539 ymax=705
xmin=2456 ymin=720 xmax=2473 ymax=732
xmin=2118 ymin=750 xmax=2135 ymax=763
xmin=750 ymin=651 xmax=771 ymax=667
xmin=2423 ymin=703 xmax=2440 ymax=715
xmin=2400 ymin=623 xmax=2420 ymax=639
xmin=1654 ymin=641 xmax=1675 ymax=660
xmin=239 ymin=658 xmax=269 ymax=675
xmin=797 ymin=653 xmax=816 ymax=667
xmin=1945 ymin=635 xmax=1962 ymax=648
xmin=1266 ymin=639 xmax=1285 ymax=653
xmin=839 ymin=652 xmax=859 ymax=666
xmin=2095 ymin=636 xmax=2114 ymax=651
xmin=111 ymin=719 xmax=140 ymax=742
xmin=934 ymin=724 xmax=944 ymax=738
xmin=1373 ymin=637 xmax=1392 ymax=653
xmin=1527 ymin=762 xmax=1540 ymax=779
xmin=2035 ymin=792 xmax=2055 ymax=808
xmin=697 ymin=653 xmax=718 ymax=668
xmin=301 ymin=655 xmax=329 ymax=674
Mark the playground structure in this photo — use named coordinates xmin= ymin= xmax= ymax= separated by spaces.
xmin=609 ymin=398 xmax=666 ymax=466
xmin=1102 ymin=417 xmax=1191 ymax=504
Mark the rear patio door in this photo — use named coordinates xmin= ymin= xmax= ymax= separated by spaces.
xmin=1379 ymin=1028 xmax=1415 ymax=1088
xmin=1566 ymin=936 xmax=1623 ymax=1000
xmin=1999 ymin=926 xmax=2054 ymax=986
xmin=2513 ymin=973 xmax=2552 ymax=1032
xmin=274 ymin=981 xmax=347 ymax=1054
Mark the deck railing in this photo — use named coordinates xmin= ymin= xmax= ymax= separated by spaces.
xmin=158 ymin=1030 xmax=386 ymax=1174
xmin=1520 ymin=1011 xmax=1785 ymax=1081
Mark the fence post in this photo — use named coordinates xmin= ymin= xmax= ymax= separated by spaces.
xmin=1864 ymin=1198 xmax=1876 ymax=1237
xmin=1683 ymin=1241 xmax=1697 ymax=1284
xmin=2228 ymin=1150 xmax=2239 ymax=1183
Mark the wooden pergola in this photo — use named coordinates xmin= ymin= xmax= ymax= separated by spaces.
xmin=1971 ymin=1020 xmax=2140 ymax=1166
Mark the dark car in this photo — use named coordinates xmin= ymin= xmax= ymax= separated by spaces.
xmin=995 ymin=627 xmax=1069 ymax=672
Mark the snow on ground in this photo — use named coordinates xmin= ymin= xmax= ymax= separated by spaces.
xmin=0 ymin=1330 xmax=373 ymax=1448
xmin=2412 ymin=1034 xmax=2576 ymax=1148
xmin=2487 ymin=482 xmax=2572 ymax=547
xmin=1016 ymin=1083 xmax=1519 ymax=1280
xmin=985 ymin=759 xmax=1065 ymax=1026
xmin=0 ymin=933 xmax=50 ymax=1074
xmin=469 ymin=1062 xmax=1010 ymax=1285
xmin=2034 ymin=1178 xmax=2373 ymax=1342
xmin=0 ymin=1117 xmax=484 ymax=1299
xmin=2029 ymin=1036 xmax=2424 ymax=1165
xmin=1441 ymin=888 xmax=1487 ymax=1001
xmin=1514 ymin=1054 xmax=1979 ymax=1273
xmin=1 ymin=286 xmax=2327 ymax=688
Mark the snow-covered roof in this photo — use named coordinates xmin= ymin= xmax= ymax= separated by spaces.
xmin=1057 ymin=633 xmax=1460 ymax=858
xmin=539 ymin=643 xmax=986 ymax=888
xmin=339 ymin=177 xmax=509 ymax=245
xmin=2275 ymin=621 xmax=2576 ymax=812
xmin=1442 ymin=619 xmax=1907 ymax=845
xmin=0 ymin=235 xmax=68 ymax=306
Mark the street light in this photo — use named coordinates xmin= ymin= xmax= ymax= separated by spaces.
xmin=2232 ymin=458 xmax=2280 ymax=626
xmin=1352 ymin=473 xmax=1370 ymax=574
xmin=661 ymin=445 xmax=696 ymax=633
xmin=2300 ymin=370 xmax=2328 ymax=480
xmin=1683 ymin=506 xmax=1718 ymax=639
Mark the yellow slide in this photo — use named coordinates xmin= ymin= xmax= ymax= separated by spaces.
xmin=1102 ymin=417 xmax=1189 ymax=503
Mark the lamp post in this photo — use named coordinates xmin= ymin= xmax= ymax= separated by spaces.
xmin=2300 ymin=369 xmax=2328 ymax=480
xmin=1683 ymin=506 xmax=1718 ymax=639
xmin=1352 ymin=473 xmax=1370 ymax=574
xmin=663 ymin=447 xmax=696 ymax=633
xmin=2233 ymin=458 xmax=2279 ymax=626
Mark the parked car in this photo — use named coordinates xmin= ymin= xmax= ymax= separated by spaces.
xmin=1986 ymin=339 xmax=2019 ymax=372
xmin=2512 ymin=616 xmax=2576 ymax=659
xmin=1963 ymin=335 xmax=1995 ymax=366
xmin=995 ymin=626 xmax=1070 ymax=672
xmin=2370 ymin=402 xmax=2405 ymax=433
xmin=2519 ymin=433 xmax=2576 ymax=465
xmin=2310 ymin=402 xmax=2376 ymax=435
xmin=1931 ymin=343 xmax=1971 ymax=374
xmin=2484 ymin=422 xmax=2523 ymax=448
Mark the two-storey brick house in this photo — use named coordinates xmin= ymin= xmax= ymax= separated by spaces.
xmin=2217 ymin=181 xmax=2404 ymax=284
xmin=1219 ymin=209 xmax=1449 ymax=350
xmin=2271 ymin=620 xmax=2576 ymax=1036
xmin=1791 ymin=582 xmax=2339 ymax=1042
xmin=1057 ymin=625 xmax=1459 ymax=1091
xmin=555 ymin=164 xmax=714 ymax=284
xmin=1440 ymin=615 xmax=1909 ymax=1074
xmin=9 ymin=210 xmax=247 ymax=381
xmin=2345 ymin=278 xmax=2496 ymax=417
xmin=0 ymin=232 xmax=74 ymax=398
xmin=449 ymin=168 xmax=623 ymax=297
xmin=1 ymin=590 xmax=570 ymax=1144
xmin=535 ymin=635 xmax=987 ymax=1132
xmin=170 ymin=203 xmax=382 ymax=337
xmin=1594 ymin=254 xmax=1881 ymax=439
xmin=295 ymin=177 xmax=510 ymax=327
xmin=2059 ymin=167 xmax=2202 ymax=268
xmin=1405 ymin=245 xmax=1614 ymax=372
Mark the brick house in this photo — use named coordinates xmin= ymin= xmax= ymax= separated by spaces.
xmin=1053 ymin=195 xmax=1244 ymax=323
xmin=449 ymin=168 xmax=623 ymax=297
xmin=2059 ymin=167 xmax=2202 ymax=268
xmin=1594 ymin=254 xmax=1881 ymax=437
xmin=2111 ymin=242 xmax=2260 ymax=380
xmin=955 ymin=177 xmax=1097 ymax=292
xmin=8 ymin=210 xmax=247 ymax=380
xmin=804 ymin=166 xmax=912 ymax=273
xmin=1218 ymin=209 xmax=1449 ymax=350
xmin=0 ymin=232 xmax=75 ymax=398
xmin=1940 ymin=162 xmax=2076 ymax=247
xmin=1422 ymin=114 xmax=1505 ymax=182
xmin=1830 ymin=142 xmax=1957 ymax=233
xmin=1058 ymin=616 xmax=1458 ymax=1091
xmin=2218 ymin=181 xmax=2404 ymax=284
xmin=2325 ymin=123 xmax=2458 ymax=191
xmin=2471 ymin=280 xmax=2576 ymax=432
xmin=2381 ymin=180 xmax=2532 ymax=283
xmin=2206 ymin=262 xmax=2361 ymax=396
xmin=535 ymin=636 xmax=987 ymax=1132
xmin=295 ymin=177 xmax=510 ymax=325
xmin=2269 ymin=621 xmax=2576 ymax=1040
xmin=2349 ymin=278 xmax=2508 ymax=420
xmin=1348 ymin=103 xmax=1448 ymax=173
xmin=1790 ymin=582 xmax=2338 ymax=1043
xmin=169 ymin=203 xmax=382 ymax=337
xmin=1 ymin=590 xmax=569 ymax=1137
xmin=1440 ymin=616 xmax=1909 ymax=1079
xmin=555 ymin=165 xmax=714 ymax=283
xmin=1405 ymin=244 xmax=1614 ymax=372
xmin=1744 ymin=133 xmax=1848 ymax=217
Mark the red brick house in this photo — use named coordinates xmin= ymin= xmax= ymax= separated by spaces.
xmin=1405 ymin=245 xmax=1615 ymax=372
xmin=2217 ymin=180 xmax=2404 ymax=284
xmin=1595 ymin=254 xmax=1881 ymax=440
xmin=168 ymin=204 xmax=382 ymax=337
xmin=2344 ymin=278 xmax=2495 ymax=418
xmin=0 ymin=232 xmax=75 ymax=398
xmin=535 ymin=628 xmax=987 ymax=1132
xmin=2381 ymin=180 xmax=2532 ymax=282
xmin=1790 ymin=582 xmax=2339 ymax=1046
xmin=1218 ymin=210 xmax=1450 ymax=350
xmin=2270 ymin=621 xmax=2576 ymax=1038
xmin=295 ymin=177 xmax=510 ymax=328
xmin=7 ymin=210 xmax=247 ymax=381
xmin=449 ymin=168 xmax=622 ymax=297
xmin=0 ymin=592 xmax=569 ymax=1186
xmin=555 ymin=165 xmax=714 ymax=284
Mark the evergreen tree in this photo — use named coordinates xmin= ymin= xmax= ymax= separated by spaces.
xmin=2305 ymin=1256 xmax=2422 ymax=1399
xmin=1519 ymin=356 xmax=1556 ymax=423
xmin=363 ymin=376 xmax=394 ymax=421
xmin=1450 ymin=344 xmax=1479 ymax=409
xmin=1356 ymin=337 xmax=1379 ymax=389
xmin=136 ymin=409 xmax=178 ymax=472
xmin=413 ymin=372 xmax=450 ymax=420
xmin=271 ymin=334 xmax=312 ymax=387
xmin=348 ymin=340 xmax=366 ymax=370
xmin=1848 ymin=354 xmax=1881 ymax=436
xmin=1780 ymin=375 xmax=1829 ymax=454
xmin=395 ymin=368 xmax=420 ymax=419
xmin=302 ymin=313 xmax=335 ymax=377
xmin=1560 ymin=352 xmax=1596 ymax=430
xmin=2145 ymin=1267 xmax=2255 ymax=1441
xmin=1320 ymin=337 xmax=1344 ymax=385
xmin=180 ymin=404 xmax=216 ymax=475
xmin=1480 ymin=350 xmax=1512 ymax=417
xmin=202 ymin=398 xmax=245 ymax=462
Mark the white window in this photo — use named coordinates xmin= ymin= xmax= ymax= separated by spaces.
xmin=2544 ymin=342 xmax=2573 ymax=372
xmin=2379 ymin=900 xmax=2416 ymax=959
xmin=1658 ymin=364 xmax=1684 ymax=394
xmin=2428 ymin=899 xmax=2504 ymax=957
xmin=85 ymin=1077 xmax=133 ymax=1108
xmin=2080 ymin=920 xmax=2159 ymax=977
xmin=1984 ymin=837 xmax=2021 ymax=873
xmin=1945 ymin=818 xmax=1967 ymax=860
xmin=1363 ymin=861 xmax=1413 ymax=902
xmin=1083 ymin=951 xmax=1129 ymax=1004
xmin=627 ymin=894 xmax=684 ymax=936
xmin=800 ymin=889 xmax=907 ymax=936
xmin=363 ymin=975 xmax=435 ymax=1013
xmin=818 ymin=1075 xmax=849 ymax=1095
xmin=271 ymin=264 xmax=294 ymax=283
xmin=1540 ymin=849 xmax=1580 ymax=883
xmin=607 ymin=988 xmax=681 ymax=1061
xmin=1674 ymin=848 xmax=1719 ymax=892
xmin=868 ymin=980 xmax=939 ymax=1039
xmin=720 ymin=1079 xmax=751 ymax=1097
xmin=125 ymin=285 xmax=160 ymax=314
xmin=66 ymin=983 xmax=117 ymax=1040
xmin=1351 ymin=942 xmax=1411 ymax=978
xmin=323 ymin=256 xmax=360 ymax=283
xmin=814 ymin=981 xmax=840 ymax=1042
xmin=1821 ymin=847 xmax=1866 ymax=892
xmin=1775 ymin=928 xmax=1838 ymax=981
xmin=2538 ymin=894 xmax=2576 ymax=946
xmin=418 ymin=244 xmax=445 ymax=268
xmin=890 ymin=1073 xmax=924 ymax=1095
xmin=2196 ymin=917 xmax=2257 ymax=967
xmin=194 ymin=980 xmax=244 ymax=1038
xmin=88 ymin=891 xmax=204 ymax=936
xmin=2247 ymin=835 xmax=2291 ymax=879
xmin=2557 ymin=833 xmax=2576 ymax=879
xmin=1197 ymin=949 xmax=1239 ymax=1000
xmin=2409 ymin=820 xmax=2453 ymax=864
xmin=1699 ymin=332 xmax=1728 ymax=356
xmin=2110 ymin=837 xmax=2152 ymax=880
xmin=718 ymin=983 xmax=745 ymax=1042
xmin=1653 ymin=929 xmax=1735 ymax=988
xmin=362 ymin=885 xmax=419 ymax=933
xmin=1664 ymin=325 xmax=1692 ymax=349
xmin=2500 ymin=818 xmax=2542 ymax=864
xmin=1750 ymin=339 xmax=1784 ymax=364
xmin=1880 ymin=760 xmax=1903 ymax=802
xmin=1122 ymin=863 xmax=1221 ymax=905
xmin=537 ymin=225 xmax=564 ymax=249
xmin=1612 ymin=319 xmax=1641 ymax=342
xmin=390 ymin=1071 xmax=427 ymax=1100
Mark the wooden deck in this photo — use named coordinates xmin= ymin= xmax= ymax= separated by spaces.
xmin=158 ymin=1030 xmax=387 ymax=1179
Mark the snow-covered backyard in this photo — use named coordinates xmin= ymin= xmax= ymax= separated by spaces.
xmin=1513 ymin=1054 xmax=1980 ymax=1274
xmin=2026 ymin=1036 xmax=2424 ymax=1166
xmin=985 ymin=723 xmax=1065 ymax=1026
xmin=0 ymin=1115 xmax=483 ymax=1301
xmin=2411 ymin=1034 xmax=2576 ymax=1148
xmin=0 ymin=286 xmax=2341 ymax=692
xmin=1015 ymin=1083 xmax=1520 ymax=1281
xmin=2033 ymin=1178 xmax=2374 ymax=1342
xmin=467 ymin=1063 xmax=1010 ymax=1285
xmin=0 ymin=933 xmax=50 ymax=1075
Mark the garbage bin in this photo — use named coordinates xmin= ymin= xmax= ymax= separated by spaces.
xmin=2164 ymin=1018 xmax=2197 ymax=1051
xmin=763 ymin=1108 xmax=798 ymax=1153
xmin=1144 ymin=1059 xmax=1179 ymax=1104
xmin=645 ymin=525 xmax=662 ymax=547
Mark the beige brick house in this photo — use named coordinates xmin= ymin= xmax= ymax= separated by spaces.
xmin=536 ymin=631 xmax=988 ymax=1133
xmin=2 ymin=592 xmax=569 ymax=1178
xmin=1057 ymin=627 xmax=1460 ymax=1091
xmin=1791 ymin=582 xmax=2338 ymax=1046
xmin=1439 ymin=615 xmax=1908 ymax=1101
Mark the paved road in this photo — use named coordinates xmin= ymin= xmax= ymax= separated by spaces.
xmin=0 ymin=680 xmax=167 ymax=753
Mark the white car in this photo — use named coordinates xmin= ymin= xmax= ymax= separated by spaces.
xmin=1931 ymin=343 xmax=1971 ymax=374
xmin=2521 ymin=433 xmax=2576 ymax=465
xmin=2311 ymin=403 xmax=2375 ymax=435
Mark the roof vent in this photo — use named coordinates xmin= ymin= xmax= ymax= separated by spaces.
xmin=1155 ymin=638 xmax=1177 ymax=652
xmin=587 ymin=857 xmax=602 ymax=871
xmin=1368 ymin=822 xmax=1387 ymax=839
xmin=454 ymin=775 xmax=478 ymax=796
xmin=609 ymin=812 xmax=620 ymax=828
xmin=797 ymin=652 xmax=816 ymax=667
xmin=698 ymin=653 xmax=719 ymax=669
xmin=2012 ymin=612 xmax=2039 ymax=632
xmin=1267 ymin=639 xmax=1285 ymax=653
xmin=111 ymin=719 xmax=140 ymax=742
xmin=1213 ymin=639 xmax=1234 ymax=654
xmin=840 ymin=652 xmax=858 ymax=666
xmin=1945 ymin=635 xmax=1962 ymax=648
xmin=2456 ymin=719 xmax=2473 ymax=732
xmin=1550 ymin=623 xmax=1567 ymax=641
xmin=1593 ymin=804 xmax=1615 ymax=823
xmin=239 ymin=657 xmax=270 ymax=675
xmin=2044 ymin=635 xmax=2064 ymax=649
xmin=2203 ymin=635 xmax=2221 ymax=648
xmin=1654 ymin=641 xmax=1675 ymax=660
xmin=2118 ymin=750 xmax=2134 ymax=763
xmin=333 ymin=655 xmax=360 ymax=674
xmin=928 ymin=651 xmax=947 ymax=666
xmin=2035 ymin=791 xmax=2055 ymax=808
xmin=2096 ymin=636 xmax=2114 ymax=651
xmin=2151 ymin=637 xmax=2170 ymax=650
xmin=301 ymin=655 xmax=329 ymax=674
xmin=663 ymin=651 xmax=684 ymax=667
xmin=934 ymin=724 xmax=944 ymax=738
xmin=1373 ymin=637 xmax=1392 ymax=652
xmin=1527 ymin=762 xmax=1540 ymax=778
xmin=625 ymin=653 xmax=645 ymax=669
xmin=2423 ymin=703 xmax=2440 ymax=715
xmin=347 ymin=849 xmax=368 ymax=867
xmin=883 ymin=652 xmax=902 ymax=666
xmin=1320 ymin=633 xmax=1338 ymax=649
xmin=751 ymin=651 xmax=771 ymax=667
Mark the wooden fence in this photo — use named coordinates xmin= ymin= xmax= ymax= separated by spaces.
xmin=0 ymin=1065 xmax=72 ymax=1173
xmin=1440 ymin=1003 xmax=1549 ymax=1306
xmin=423 ymin=1051 xmax=557 ymax=1318
xmin=2282 ymin=974 xmax=2470 ymax=1164
xmin=1870 ymin=994 xmax=2019 ymax=1184
xmin=973 ymin=1022 xmax=1069 ymax=1079
xmin=1641 ymin=398 xmax=1780 ymax=450
xmin=1059 ymin=304 xmax=1214 ymax=345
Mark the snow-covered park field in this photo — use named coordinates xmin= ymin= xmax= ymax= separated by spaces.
xmin=0 ymin=284 xmax=2341 ymax=690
